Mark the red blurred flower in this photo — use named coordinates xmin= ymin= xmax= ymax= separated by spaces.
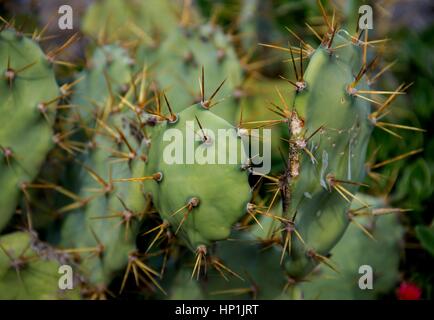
xmin=396 ymin=282 xmax=422 ymax=300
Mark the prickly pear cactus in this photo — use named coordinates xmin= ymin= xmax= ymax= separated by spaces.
xmin=72 ymin=45 xmax=133 ymax=127
xmin=144 ymin=102 xmax=252 ymax=251
xmin=0 ymin=29 xmax=59 ymax=231
xmin=276 ymin=30 xmax=373 ymax=278
xmin=0 ymin=231 xmax=80 ymax=299
xmin=138 ymin=23 xmax=244 ymax=122
xmin=200 ymin=231 xmax=294 ymax=300
xmin=60 ymin=45 xmax=149 ymax=288
xmin=299 ymin=195 xmax=404 ymax=299
xmin=0 ymin=0 xmax=420 ymax=301
xmin=59 ymin=109 xmax=148 ymax=287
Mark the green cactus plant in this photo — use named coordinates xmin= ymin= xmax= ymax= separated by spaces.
xmin=137 ymin=23 xmax=245 ymax=122
xmin=264 ymin=29 xmax=374 ymax=279
xmin=299 ymin=195 xmax=404 ymax=299
xmin=71 ymin=45 xmax=133 ymax=127
xmin=59 ymin=46 xmax=152 ymax=290
xmin=0 ymin=0 xmax=422 ymax=301
xmin=59 ymin=111 xmax=149 ymax=287
xmin=0 ymin=28 xmax=60 ymax=231
xmin=0 ymin=231 xmax=80 ymax=299
xmin=143 ymin=100 xmax=252 ymax=253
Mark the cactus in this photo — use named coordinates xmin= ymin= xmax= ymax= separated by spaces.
xmin=0 ymin=0 xmax=424 ymax=301
xmin=0 ymin=28 xmax=59 ymax=231
xmin=143 ymin=101 xmax=252 ymax=252
xmin=0 ymin=231 xmax=80 ymax=299
xmin=59 ymin=110 xmax=148 ymax=287
xmin=166 ymin=265 xmax=204 ymax=300
xmin=299 ymin=195 xmax=404 ymax=299
xmin=241 ymin=79 xmax=295 ymax=172
xmin=72 ymin=45 xmax=133 ymax=127
xmin=137 ymin=23 xmax=244 ymax=122
xmin=266 ymin=29 xmax=373 ymax=278
xmin=59 ymin=46 xmax=151 ymax=289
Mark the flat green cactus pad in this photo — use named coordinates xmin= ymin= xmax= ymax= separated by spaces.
xmin=144 ymin=103 xmax=251 ymax=250
xmin=0 ymin=232 xmax=80 ymax=299
xmin=0 ymin=29 xmax=59 ymax=231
